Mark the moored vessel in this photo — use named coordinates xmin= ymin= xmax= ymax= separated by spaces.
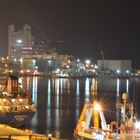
xmin=73 ymin=81 xmax=114 ymax=140
xmin=115 ymin=92 xmax=140 ymax=140
xmin=73 ymin=79 xmax=140 ymax=140
xmin=73 ymin=101 xmax=113 ymax=140
xmin=0 ymin=73 xmax=36 ymax=126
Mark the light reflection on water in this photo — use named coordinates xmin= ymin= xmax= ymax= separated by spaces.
xmin=47 ymin=79 xmax=51 ymax=131
xmin=85 ymin=78 xmax=90 ymax=102
xmin=55 ymin=79 xmax=60 ymax=130
xmin=126 ymin=79 xmax=129 ymax=93
xmin=116 ymin=78 xmax=120 ymax=124
xmin=20 ymin=76 xmax=139 ymax=138
xmin=31 ymin=77 xmax=38 ymax=130
xmin=76 ymin=80 xmax=80 ymax=121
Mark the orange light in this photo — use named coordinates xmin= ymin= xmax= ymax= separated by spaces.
xmin=27 ymin=70 xmax=30 ymax=73
xmin=20 ymin=70 xmax=24 ymax=73
xmin=12 ymin=99 xmax=15 ymax=102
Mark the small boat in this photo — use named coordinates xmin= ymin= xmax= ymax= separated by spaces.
xmin=73 ymin=82 xmax=113 ymax=140
xmin=73 ymin=101 xmax=116 ymax=140
xmin=0 ymin=73 xmax=36 ymax=126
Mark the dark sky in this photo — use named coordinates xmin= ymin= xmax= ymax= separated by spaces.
xmin=0 ymin=0 xmax=140 ymax=68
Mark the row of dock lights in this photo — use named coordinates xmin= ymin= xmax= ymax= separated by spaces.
xmin=1 ymin=99 xmax=23 ymax=102
xmin=20 ymin=69 xmax=39 ymax=75
xmin=0 ymin=56 xmax=133 ymax=77
xmin=1 ymin=57 xmax=9 ymax=61
xmin=1 ymin=55 xmax=135 ymax=84
xmin=116 ymin=70 xmax=130 ymax=74
xmin=84 ymin=59 xmax=98 ymax=68
xmin=11 ymin=99 xmax=23 ymax=102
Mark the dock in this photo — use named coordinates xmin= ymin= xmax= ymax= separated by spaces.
xmin=0 ymin=124 xmax=66 ymax=140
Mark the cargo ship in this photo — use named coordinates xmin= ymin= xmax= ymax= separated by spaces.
xmin=0 ymin=73 xmax=36 ymax=126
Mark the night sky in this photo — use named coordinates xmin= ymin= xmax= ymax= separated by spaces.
xmin=0 ymin=0 xmax=140 ymax=68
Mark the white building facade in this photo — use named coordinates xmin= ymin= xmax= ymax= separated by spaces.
xmin=97 ymin=60 xmax=132 ymax=75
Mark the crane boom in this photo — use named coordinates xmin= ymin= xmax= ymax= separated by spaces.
xmin=100 ymin=46 xmax=104 ymax=60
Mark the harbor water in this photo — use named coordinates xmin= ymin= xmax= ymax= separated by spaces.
xmin=19 ymin=76 xmax=140 ymax=139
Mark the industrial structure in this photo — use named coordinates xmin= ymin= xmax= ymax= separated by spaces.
xmin=6 ymin=24 xmax=133 ymax=77
xmin=8 ymin=24 xmax=33 ymax=59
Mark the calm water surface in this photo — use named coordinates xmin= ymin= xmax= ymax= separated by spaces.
xmin=19 ymin=76 xmax=140 ymax=138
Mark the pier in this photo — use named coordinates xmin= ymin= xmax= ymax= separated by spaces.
xmin=0 ymin=124 xmax=66 ymax=140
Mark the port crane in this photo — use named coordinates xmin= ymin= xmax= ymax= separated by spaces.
xmin=100 ymin=46 xmax=105 ymax=61
xmin=99 ymin=46 xmax=105 ymax=74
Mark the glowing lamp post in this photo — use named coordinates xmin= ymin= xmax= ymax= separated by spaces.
xmin=85 ymin=59 xmax=90 ymax=65
xmin=116 ymin=69 xmax=120 ymax=74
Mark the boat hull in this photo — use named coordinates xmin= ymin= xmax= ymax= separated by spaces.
xmin=0 ymin=111 xmax=35 ymax=126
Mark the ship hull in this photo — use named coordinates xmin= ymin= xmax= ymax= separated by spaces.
xmin=0 ymin=111 xmax=35 ymax=126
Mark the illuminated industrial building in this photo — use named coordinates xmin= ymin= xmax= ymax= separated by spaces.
xmin=8 ymin=24 xmax=33 ymax=59
xmin=97 ymin=60 xmax=132 ymax=75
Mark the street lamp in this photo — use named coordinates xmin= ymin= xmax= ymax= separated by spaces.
xmin=19 ymin=58 xmax=23 ymax=63
xmin=116 ymin=69 xmax=120 ymax=74
xmin=48 ymin=60 xmax=51 ymax=64
xmin=66 ymin=65 xmax=70 ymax=68
xmin=85 ymin=59 xmax=90 ymax=64
xmin=77 ymin=59 xmax=80 ymax=63
xmin=94 ymin=65 xmax=98 ymax=69
xmin=126 ymin=70 xmax=130 ymax=74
